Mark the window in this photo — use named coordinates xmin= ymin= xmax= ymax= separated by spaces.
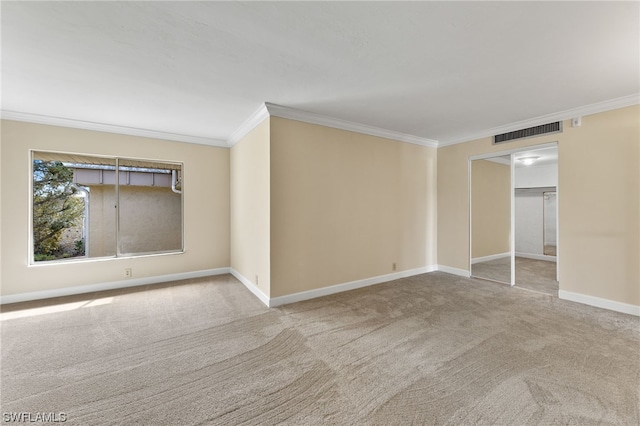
xmin=31 ymin=151 xmax=183 ymax=263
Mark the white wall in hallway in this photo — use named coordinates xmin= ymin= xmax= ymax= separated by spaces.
xmin=515 ymin=192 xmax=544 ymax=255
xmin=515 ymin=164 xmax=557 ymax=188
xmin=515 ymin=162 xmax=558 ymax=256
xmin=544 ymin=193 xmax=557 ymax=245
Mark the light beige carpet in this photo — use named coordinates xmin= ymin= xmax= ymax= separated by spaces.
xmin=514 ymin=257 xmax=558 ymax=295
xmin=472 ymin=257 xmax=559 ymax=295
xmin=471 ymin=256 xmax=512 ymax=284
xmin=1 ymin=273 xmax=638 ymax=425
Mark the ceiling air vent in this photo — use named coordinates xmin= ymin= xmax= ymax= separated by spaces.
xmin=494 ymin=121 xmax=562 ymax=144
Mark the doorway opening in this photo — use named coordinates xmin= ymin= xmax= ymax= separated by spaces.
xmin=469 ymin=143 xmax=558 ymax=296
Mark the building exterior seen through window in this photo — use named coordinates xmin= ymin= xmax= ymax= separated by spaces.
xmin=31 ymin=151 xmax=183 ymax=263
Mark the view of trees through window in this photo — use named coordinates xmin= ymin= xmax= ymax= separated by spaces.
xmin=33 ymin=160 xmax=86 ymax=261
xmin=32 ymin=151 xmax=183 ymax=263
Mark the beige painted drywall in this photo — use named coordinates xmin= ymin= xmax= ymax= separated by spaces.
xmin=270 ymin=117 xmax=437 ymax=298
xmin=0 ymin=120 xmax=230 ymax=297
xmin=230 ymin=119 xmax=271 ymax=297
xmin=559 ymin=107 xmax=639 ymax=306
xmin=438 ymin=105 xmax=639 ymax=306
xmin=471 ymin=159 xmax=511 ymax=259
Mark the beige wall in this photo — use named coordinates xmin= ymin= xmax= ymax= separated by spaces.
xmin=230 ymin=119 xmax=271 ymax=297
xmin=438 ymin=105 xmax=639 ymax=306
xmin=0 ymin=120 xmax=230 ymax=297
xmin=471 ymin=159 xmax=511 ymax=259
xmin=3 ymin=105 xmax=637 ymax=309
xmin=119 ymin=186 xmax=182 ymax=254
xmin=270 ymin=117 xmax=437 ymax=297
xmin=559 ymin=107 xmax=638 ymax=305
xmin=88 ymin=186 xmax=182 ymax=257
xmin=87 ymin=186 xmax=117 ymax=257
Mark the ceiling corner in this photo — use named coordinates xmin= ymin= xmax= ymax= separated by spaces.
xmin=226 ymin=103 xmax=270 ymax=147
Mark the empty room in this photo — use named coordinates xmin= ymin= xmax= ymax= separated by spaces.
xmin=1 ymin=2 xmax=638 ymax=425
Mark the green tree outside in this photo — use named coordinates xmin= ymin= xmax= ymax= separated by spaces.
xmin=33 ymin=160 xmax=85 ymax=261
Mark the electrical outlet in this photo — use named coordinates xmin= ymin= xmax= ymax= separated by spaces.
xmin=392 ymin=262 xmax=397 ymax=271
xmin=124 ymin=268 xmax=132 ymax=278
xmin=255 ymin=275 xmax=259 ymax=286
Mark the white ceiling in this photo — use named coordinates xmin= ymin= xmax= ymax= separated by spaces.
xmin=2 ymin=2 xmax=638 ymax=146
xmin=481 ymin=145 xmax=557 ymax=168
xmin=514 ymin=146 xmax=558 ymax=168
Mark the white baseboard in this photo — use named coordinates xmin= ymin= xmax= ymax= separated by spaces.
xmin=559 ymin=290 xmax=640 ymax=317
xmin=0 ymin=268 xmax=231 ymax=305
xmin=516 ymin=252 xmax=557 ymax=262
xmin=267 ymin=265 xmax=437 ymax=307
xmin=229 ymin=268 xmax=270 ymax=307
xmin=471 ymin=252 xmax=510 ymax=264
xmin=436 ymin=265 xmax=471 ymax=278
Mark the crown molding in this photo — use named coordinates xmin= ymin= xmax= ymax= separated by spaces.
xmin=226 ymin=103 xmax=270 ymax=147
xmin=0 ymin=110 xmax=227 ymax=147
xmin=438 ymin=93 xmax=640 ymax=147
xmin=264 ymin=102 xmax=439 ymax=148
xmin=9 ymin=92 xmax=636 ymax=150
xmin=226 ymin=102 xmax=439 ymax=148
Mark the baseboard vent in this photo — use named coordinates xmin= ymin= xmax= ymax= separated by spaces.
xmin=494 ymin=121 xmax=562 ymax=144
